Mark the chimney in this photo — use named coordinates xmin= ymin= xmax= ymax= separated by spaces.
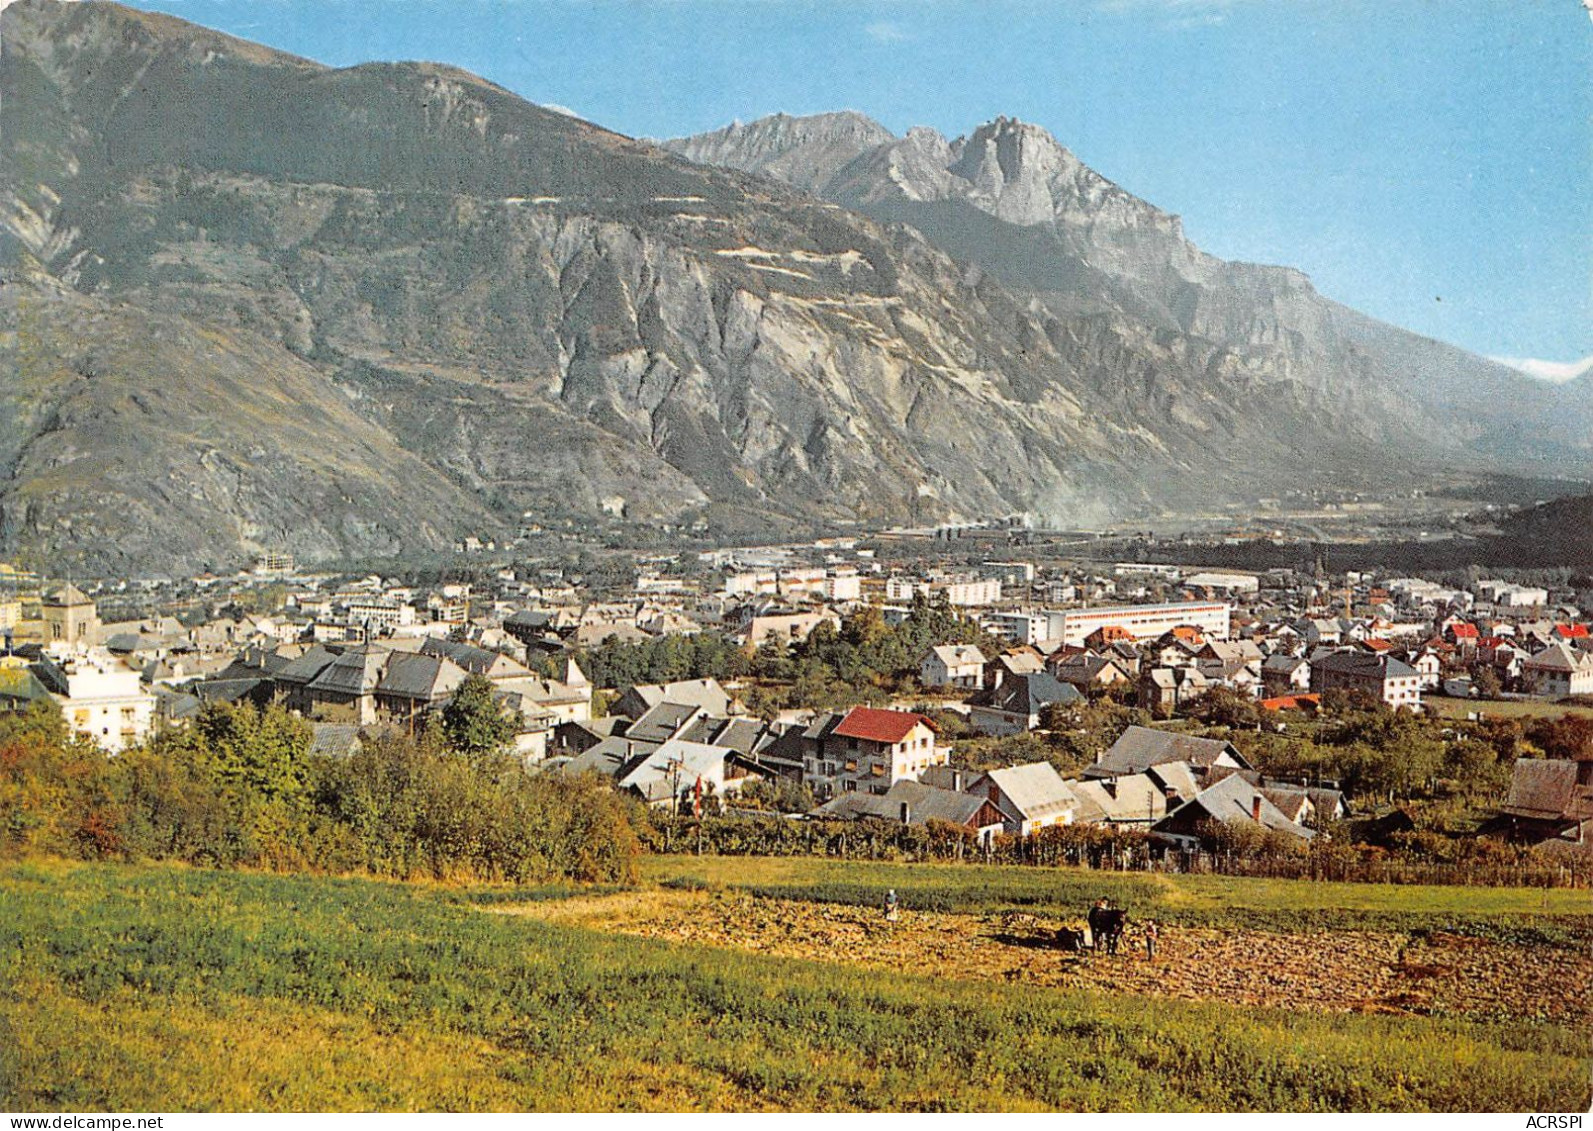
xmin=1251 ymin=794 xmax=1263 ymax=823
xmin=899 ymin=802 xmax=911 ymax=825
xmin=952 ymin=770 xmax=964 ymax=792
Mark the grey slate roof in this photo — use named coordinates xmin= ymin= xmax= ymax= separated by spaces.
xmin=309 ymin=723 xmax=363 ymax=759
xmin=1145 ymin=760 xmax=1201 ymax=802
xmin=377 ymin=652 xmax=468 ymax=702
xmin=564 ymin=735 xmax=658 ymax=779
xmin=617 ymin=738 xmax=731 ymax=804
xmin=813 ymin=779 xmax=994 ymax=828
xmin=975 ymin=762 xmax=1076 ymax=824
xmin=273 ymin=644 xmax=340 ymax=686
xmin=625 ymin=701 xmax=705 ymax=744
xmin=974 ymin=671 xmax=1083 ymax=715
xmin=1051 ymin=654 xmax=1128 ymax=687
xmin=1524 ymin=641 xmax=1593 ymax=673
xmin=1164 ymin=772 xmax=1315 ymax=839
xmin=1087 ymin=725 xmax=1250 ymax=777
xmin=684 ymin=715 xmax=781 ymax=756
xmin=1314 ymin=650 xmax=1417 ymax=680
xmin=619 ymin=678 xmax=735 ymax=717
xmin=1068 ymin=774 xmax=1167 ymax=823
xmin=306 ymin=645 xmax=392 ymax=697
xmin=193 ymin=678 xmax=269 ymax=704
xmin=0 ymin=666 xmax=53 ymax=708
xmin=417 ymin=637 xmax=530 ymax=678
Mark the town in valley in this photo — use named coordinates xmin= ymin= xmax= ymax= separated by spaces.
xmin=6 ymin=517 xmax=1588 ymax=866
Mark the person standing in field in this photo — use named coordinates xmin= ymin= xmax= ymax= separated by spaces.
xmin=1144 ymin=919 xmax=1159 ymax=960
xmin=884 ymin=888 xmax=899 ymax=922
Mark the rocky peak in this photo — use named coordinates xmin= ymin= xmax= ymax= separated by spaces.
xmin=942 ymin=115 xmax=1179 ymax=238
xmin=663 ymin=110 xmax=895 ymax=192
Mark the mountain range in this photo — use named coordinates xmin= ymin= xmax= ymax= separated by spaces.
xmin=1 ymin=0 xmax=1586 ymax=574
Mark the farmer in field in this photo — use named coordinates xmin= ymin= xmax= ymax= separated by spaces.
xmin=884 ymin=888 xmax=899 ymax=922
xmin=1143 ymin=919 xmax=1159 ymax=960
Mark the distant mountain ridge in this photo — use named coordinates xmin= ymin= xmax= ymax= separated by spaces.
xmin=1 ymin=0 xmax=1586 ymax=574
xmin=666 ymin=112 xmax=1592 ymax=460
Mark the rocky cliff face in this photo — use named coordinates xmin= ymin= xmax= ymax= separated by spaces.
xmin=0 ymin=274 xmax=495 ymax=574
xmin=666 ymin=112 xmax=1591 ymax=462
xmin=1 ymin=1 xmax=1581 ymax=574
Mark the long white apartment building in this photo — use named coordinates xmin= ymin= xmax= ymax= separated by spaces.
xmin=1059 ymin=601 xmax=1231 ymax=647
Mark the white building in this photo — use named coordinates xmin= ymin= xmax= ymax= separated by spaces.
xmin=920 ymin=644 xmax=986 ymax=689
xmin=823 ymin=570 xmax=862 ymax=602
xmin=1522 ymin=643 xmax=1593 ymax=698
xmin=1059 ymin=602 xmax=1231 ymax=647
xmin=801 ymin=707 xmax=944 ymax=798
xmin=885 ymin=577 xmax=918 ymax=602
xmin=37 ymin=649 xmax=156 ymax=753
xmin=346 ymin=599 xmax=416 ymax=631
xmin=778 ymin=568 xmax=828 ymax=597
xmin=1476 ymin=580 xmax=1549 ymax=608
xmin=1183 ymin=571 xmax=1260 ymax=594
xmin=1113 ymin=563 xmax=1182 ymax=578
xmin=937 ymin=578 xmax=1002 ymax=607
xmin=983 ymin=609 xmax=1067 ymax=646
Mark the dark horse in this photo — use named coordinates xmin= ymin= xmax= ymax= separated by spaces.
xmin=1087 ymin=906 xmax=1129 ymax=955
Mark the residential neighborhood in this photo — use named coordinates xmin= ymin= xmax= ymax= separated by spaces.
xmin=4 ymin=542 xmax=1588 ymax=863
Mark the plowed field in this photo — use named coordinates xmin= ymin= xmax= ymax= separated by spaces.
xmin=504 ymin=889 xmax=1591 ymax=1027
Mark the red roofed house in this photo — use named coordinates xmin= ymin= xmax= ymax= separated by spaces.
xmin=1084 ymin=625 xmax=1135 ymax=651
xmin=799 ymin=706 xmax=943 ymax=798
xmin=1553 ymin=623 xmax=1590 ymax=641
xmin=1445 ymin=622 xmax=1480 ymax=652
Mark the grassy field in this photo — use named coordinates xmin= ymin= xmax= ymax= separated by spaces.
xmin=645 ymin=856 xmax=1593 ymax=943
xmin=1424 ymin=696 xmax=1593 ymax=720
xmin=2 ymin=859 xmax=1589 ymax=1112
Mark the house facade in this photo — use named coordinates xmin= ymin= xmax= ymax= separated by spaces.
xmin=800 ymin=706 xmax=942 ymax=798
xmin=920 ymin=644 xmax=986 ymax=689
xmin=35 ymin=649 xmax=156 ymax=753
xmin=1522 ymin=643 xmax=1593 ymax=699
xmin=1310 ymin=651 xmax=1423 ymax=709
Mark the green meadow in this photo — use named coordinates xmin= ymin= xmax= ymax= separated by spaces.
xmin=2 ymin=859 xmax=1589 ymax=1112
xmin=645 ymin=855 xmax=1593 ymax=942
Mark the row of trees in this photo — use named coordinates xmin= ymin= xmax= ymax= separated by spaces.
xmin=0 ymin=686 xmax=641 ymax=883
xmin=573 ymin=594 xmax=1002 ymax=716
xmin=576 ymin=632 xmax=751 ymax=691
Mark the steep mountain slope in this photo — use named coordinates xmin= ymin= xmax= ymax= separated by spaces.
xmin=1 ymin=1 xmax=1578 ymax=573
xmin=1 ymin=273 xmax=493 ymax=573
xmin=666 ymin=113 xmax=1591 ymax=464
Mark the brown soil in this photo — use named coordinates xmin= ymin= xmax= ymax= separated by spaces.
xmin=502 ymin=890 xmax=1591 ymax=1027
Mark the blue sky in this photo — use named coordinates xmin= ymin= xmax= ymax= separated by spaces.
xmin=117 ymin=0 xmax=1591 ymax=368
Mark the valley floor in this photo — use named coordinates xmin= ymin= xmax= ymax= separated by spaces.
xmin=1 ymin=859 xmax=1588 ymax=1112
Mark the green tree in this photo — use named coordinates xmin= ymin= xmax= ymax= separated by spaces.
xmin=441 ymin=675 xmax=519 ymax=766
xmin=169 ymin=702 xmax=313 ymax=803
